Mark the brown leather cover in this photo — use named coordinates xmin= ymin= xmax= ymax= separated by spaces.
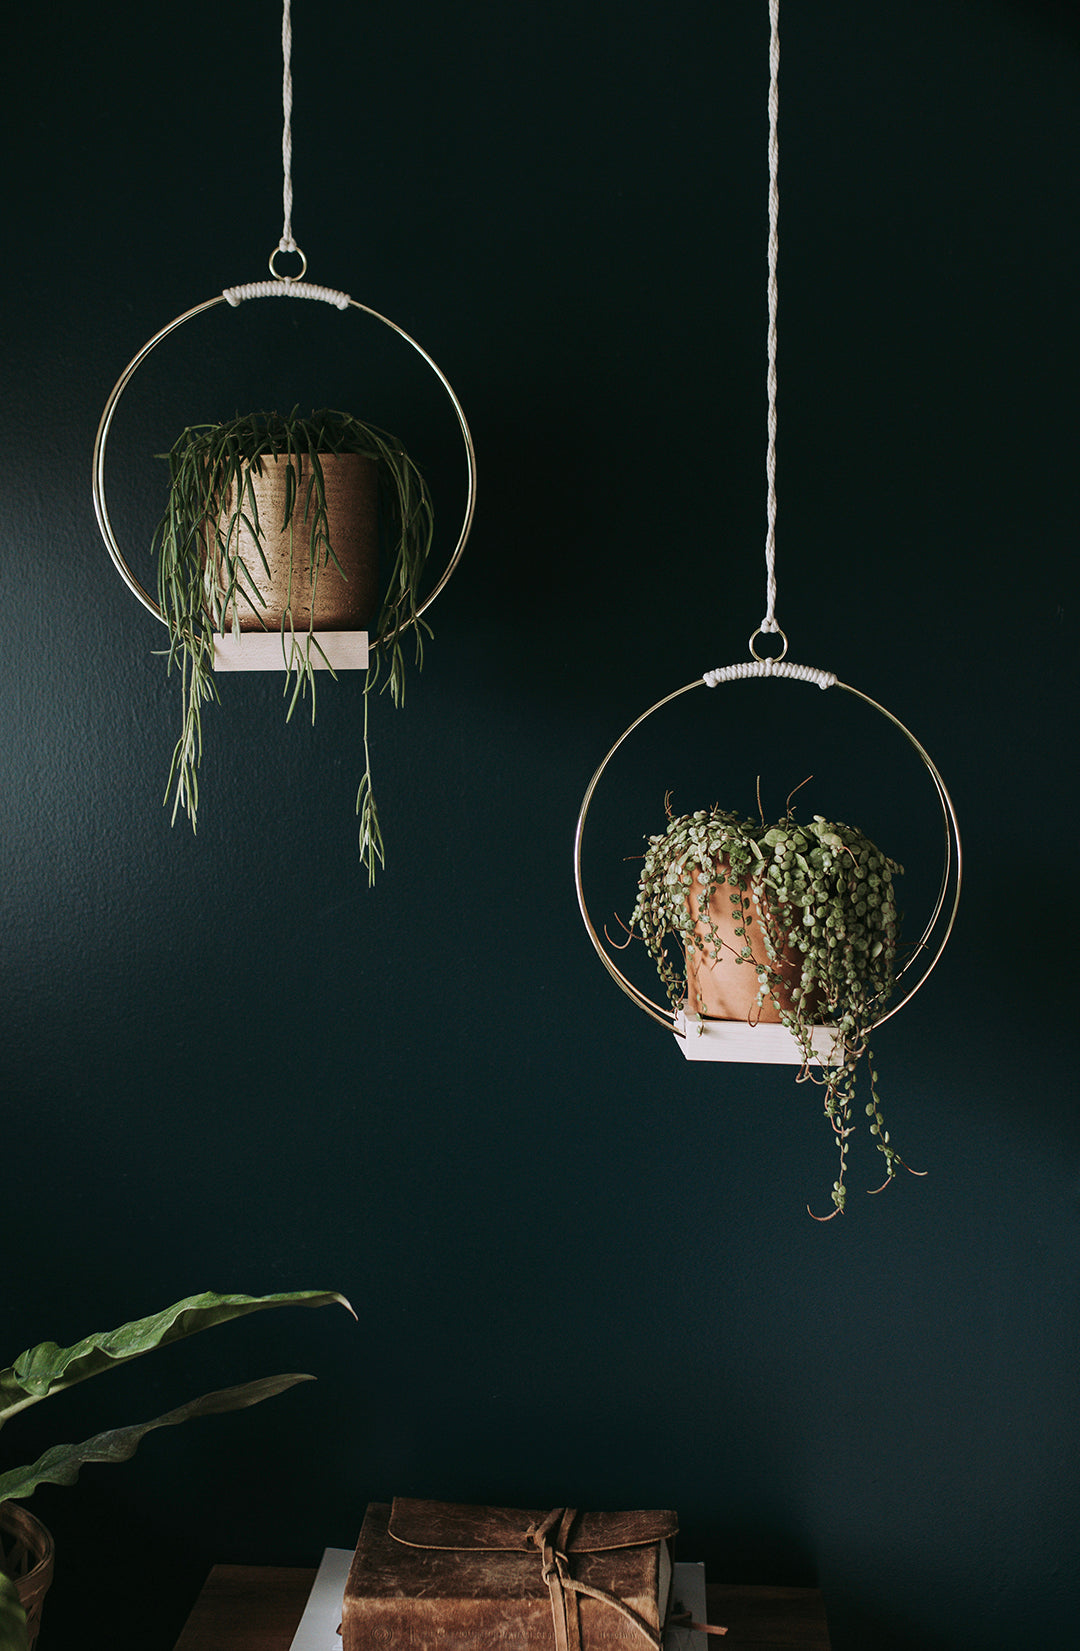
xmin=342 ymin=1500 xmax=678 ymax=1651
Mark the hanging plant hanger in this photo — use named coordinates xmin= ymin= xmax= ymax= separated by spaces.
xmin=572 ymin=0 xmax=962 ymax=1217
xmin=92 ymin=0 xmax=476 ymax=880
xmin=574 ymin=656 xmax=962 ymax=1051
xmin=93 ymin=292 xmax=475 ymax=646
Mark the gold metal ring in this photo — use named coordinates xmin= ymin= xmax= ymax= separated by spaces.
xmin=573 ymin=670 xmax=962 ymax=1035
xmin=268 ymin=243 xmax=308 ymax=281
xmin=749 ymin=625 xmax=788 ymax=661
xmin=92 ymin=291 xmax=477 ymax=638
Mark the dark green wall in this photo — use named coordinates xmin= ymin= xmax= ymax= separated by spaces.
xmin=3 ymin=3 xmax=1077 ymax=1647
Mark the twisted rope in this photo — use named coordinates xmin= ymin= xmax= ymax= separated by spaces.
xmin=761 ymin=0 xmax=780 ymax=635
xmin=280 ymin=0 xmax=297 ymax=254
xmin=703 ymin=659 xmax=836 ymax=690
xmin=223 ymin=279 xmax=351 ymax=308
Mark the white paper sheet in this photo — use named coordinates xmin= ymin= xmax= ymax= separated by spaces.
xmin=288 ymin=1547 xmax=353 ymax=1650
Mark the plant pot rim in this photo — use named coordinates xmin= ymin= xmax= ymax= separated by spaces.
xmin=0 ymin=1500 xmax=56 ymax=1578
xmin=1 ymin=1499 xmax=55 ymax=1648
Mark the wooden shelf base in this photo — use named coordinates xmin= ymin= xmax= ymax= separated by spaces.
xmin=172 ymin=1566 xmax=831 ymax=1651
xmin=675 ymin=1008 xmax=841 ymax=1065
xmin=213 ymin=632 xmax=369 ymax=671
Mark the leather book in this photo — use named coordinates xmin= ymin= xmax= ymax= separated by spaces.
xmin=342 ymin=1499 xmax=678 ymax=1651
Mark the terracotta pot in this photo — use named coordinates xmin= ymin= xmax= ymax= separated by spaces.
xmin=683 ymin=860 xmax=809 ymax=1023
xmin=0 ymin=1502 xmax=55 ymax=1650
xmin=210 ymin=451 xmax=379 ymax=631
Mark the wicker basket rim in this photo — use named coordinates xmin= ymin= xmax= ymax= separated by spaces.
xmin=0 ymin=1500 xmax=55 ymax=1583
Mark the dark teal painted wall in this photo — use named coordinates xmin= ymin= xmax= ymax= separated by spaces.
xmin=3 ymin=3 xmax=1077 ymax=1647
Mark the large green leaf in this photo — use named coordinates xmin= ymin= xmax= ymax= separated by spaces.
xmin=0 ymin=1373 xmax=314 ymax=1504
xmin=0 ymin=1572 xmax=27 ymax=1651
xmin=0 ymin=1290 xmax=353 ymax=1429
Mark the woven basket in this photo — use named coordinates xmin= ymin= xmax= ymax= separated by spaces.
xmin=0 ymin=1503 xmax=55 ymax=1649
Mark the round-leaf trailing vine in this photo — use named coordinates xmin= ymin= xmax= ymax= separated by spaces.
xmin=629 ymin=791 xmax=922 ymax=1217
xmin=151 ymin=408 xmax=434 ymax=881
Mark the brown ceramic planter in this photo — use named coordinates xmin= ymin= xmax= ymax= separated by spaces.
xmin=211 ymin=451 xmax=379 ymax=631
xmin=683 ymin=861 xmax=809 ymax=1023
xmin=0 ymin=1502 xmax=55 ymax=1649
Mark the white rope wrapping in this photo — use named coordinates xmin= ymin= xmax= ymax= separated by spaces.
xmin=703 ymin=659 xmax=836 ymax=690
xmin=761 ymin=0 xmax=780 ymax=635
xmin=280 ymin=0 xmax=296 ymax=253
xmin=223 ymin=280 xmax=351 ymax=309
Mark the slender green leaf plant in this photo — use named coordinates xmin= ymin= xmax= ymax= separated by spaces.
xmin=629 ymin=790 xmax=921 ymax=1218
xmin=152 ymin=409 xmax=434 ymax=881
xmin=0 ymin=1288 xmax=355 ymax=1651
xmin=0 ymin=1578 xmax=23 ymax=1651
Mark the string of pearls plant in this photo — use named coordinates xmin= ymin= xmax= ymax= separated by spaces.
xmin=629 ymin=791 xmax=922 ymax=1217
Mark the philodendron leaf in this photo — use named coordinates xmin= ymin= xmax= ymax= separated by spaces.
xmin=0 ymin=1373 xmax=314 ymax=1504
xmin=0 ymin=1290 xmax=354 ymax=1429
xmin=0 ymin=1571 xmax=28 ymax=1651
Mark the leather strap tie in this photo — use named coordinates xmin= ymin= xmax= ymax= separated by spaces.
xmin=668 ymin=1614 xmax=728 ymax=1638
xmin=526 ymin=1508 xmax=666 ymax=1651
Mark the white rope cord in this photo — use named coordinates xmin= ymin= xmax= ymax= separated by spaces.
xmin=280 ymin=0 xmax=297 ymax=254
xmin=703 ymin=659 xmax=836 ymax=690
xmin=703 ymin=4 xmax=797 ymax=692
xmin=223 ymin=279 xmax=351 ymax=309
xmin=761 ymin=0 xmax=781 ymax=636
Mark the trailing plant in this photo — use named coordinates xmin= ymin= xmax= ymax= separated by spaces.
xmin=0 ymin=1288 xmax=354 ymax=1651
xmin=629 ymin=790 xmax=921 ymax=1218
xmin=152 ymin=408 xmax=435 ymax=882
xmin=0 ymin=1582 xmax=20 ymax=1651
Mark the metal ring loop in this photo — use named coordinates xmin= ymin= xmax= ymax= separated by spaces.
xmin=268 ymin=243 xmax=308 ymax=281
xmin=749 ymin=625 xmax=788 ymax=661
xmin=92 ymin=290 xmax=477 ymax=638
xmin=573 ymin=671 xmax=962 ymax=1035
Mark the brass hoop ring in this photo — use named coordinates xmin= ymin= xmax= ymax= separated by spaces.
xmin=573 ymin=670 xmax=962 ymax=1035
xmin=749 ymin=625 xmax=788 ymax=661
xmin=268 ymin=243 xmax=308 ymax=280
xmin=92 ymin=291 xmax=477 ymax=636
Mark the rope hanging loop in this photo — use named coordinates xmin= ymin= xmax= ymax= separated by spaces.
xmin=222 ymin=277 xmax=349 ymax=308
xmin=270 ymin=3 xmax=308 ymax=285
xmin=761 ymin=0 xmax=781 ymax=641
xmin=279 ymin=0 xmax=298 ymax=253
xmin=704 ymin=655 xmax=835 ymax=690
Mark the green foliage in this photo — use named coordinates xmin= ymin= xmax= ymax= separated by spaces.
xmin=152 ymin=408 xmax=435 ymax=881
xmin=0 ymin=1376 xmax=312 ymax=1504
xmin=0 ymin=1289 xmax=353 ymax=1506
xmin=630 ymin=795 xmax=919 ymax=1217
xmin=0 ymin=1572 xmax=26 ymax=1651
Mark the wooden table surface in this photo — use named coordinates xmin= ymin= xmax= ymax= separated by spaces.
xmin=172 ymin=1566 xmax=831 ymax=1651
